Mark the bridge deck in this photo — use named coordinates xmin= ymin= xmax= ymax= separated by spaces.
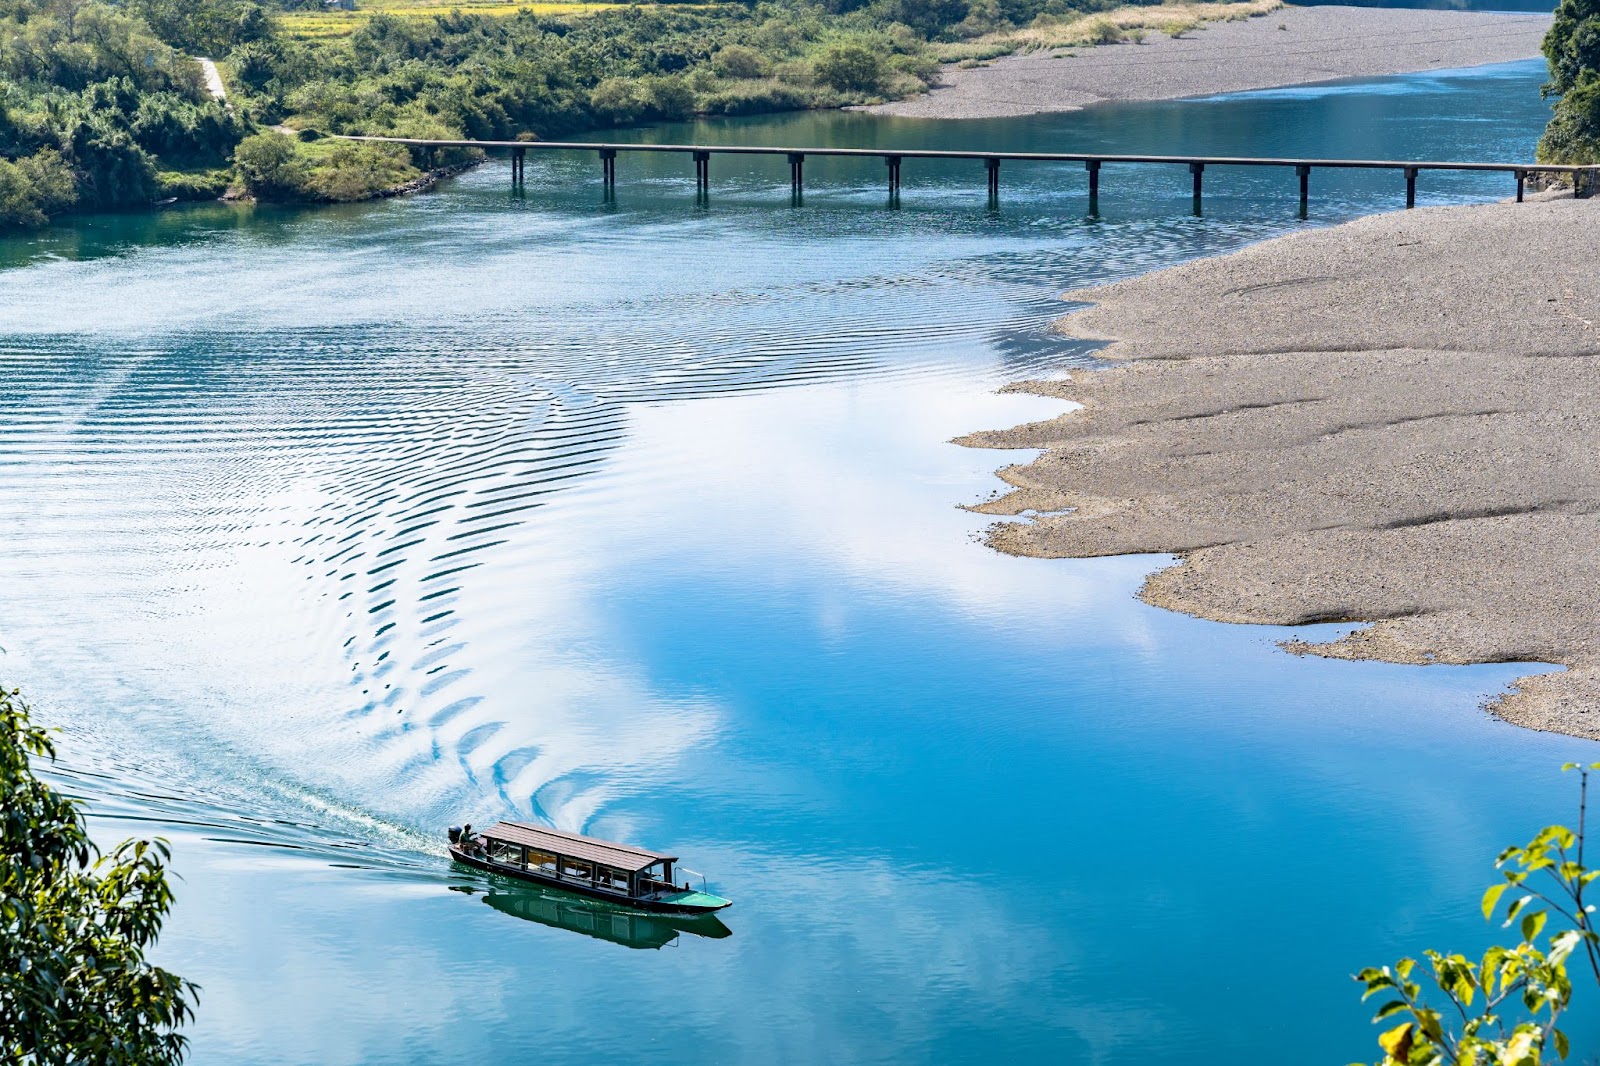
xmin=340 ymin=135 xmax=1600 ymax=212
xmin=346 ymin=136 xmax=1593 ymax=174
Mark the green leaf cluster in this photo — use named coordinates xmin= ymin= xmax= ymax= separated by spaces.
xmin=0 ymin=0 xmax=249 ymax=227
xmin=1351 ymin=764 xmax=1600 ymax=1066
xmin=1 ymin=686 xmax=198 ymax=1065
xmin=1539 ymin=0 xmax=1600 ymax=162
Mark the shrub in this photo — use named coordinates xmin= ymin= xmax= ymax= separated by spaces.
xmin=698 ymin=79 xmax=810 ymax=116
xmin=712 ymin=44 xmax=767 ymax=79
xmin=644 ymin=76 xmax=696 ymax=121
xmin=298 ymin=140 xmax=417 ymax=201
xmin=66 ymin=124 xmax=160 ymax=209
xmin=1084 ymin=17 xmax=1125 ymax=44
xmin=590 ymin=77 xmax=646 ymax=124
xmin=233 ymin=131 xmax=306 ymax=200
xmin=812 ymin=43 xmax=883 ymax=93
xmin=0 ymin=149 xmax=78 ymax=228
xmin=156 ymin=167 xmax=232 ymax=201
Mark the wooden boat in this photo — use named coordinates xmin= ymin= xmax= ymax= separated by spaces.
xmin=447 ymin=821 xmax=732 ymax=915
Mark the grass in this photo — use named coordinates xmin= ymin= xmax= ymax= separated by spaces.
xmin=933 ymin=0 xmax=1281 ymax=63
xmin=280 ymin=1 xmax=631 ymax=38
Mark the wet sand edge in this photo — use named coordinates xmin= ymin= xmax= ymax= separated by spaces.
xmin=958 ymin=195 xmax=1600 ymax=740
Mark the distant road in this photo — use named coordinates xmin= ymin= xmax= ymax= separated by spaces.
xmin=869 ymin=5 xmax=1553 ymax=119
xmin=197 ymin=57 xmax=228 ymax=101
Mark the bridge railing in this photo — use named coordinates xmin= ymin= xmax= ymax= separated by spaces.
xmin=341 ymin=135 xmax=1600 ymax=216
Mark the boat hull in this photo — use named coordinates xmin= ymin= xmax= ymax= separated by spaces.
xmin=448 ymin=845 xmax=731 ymax=914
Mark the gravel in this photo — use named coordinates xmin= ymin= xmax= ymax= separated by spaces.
xmin=869 ymin=5 xmax=1552 ymax=119
xmin=959 ymin=195 xmax=1600 ymax=739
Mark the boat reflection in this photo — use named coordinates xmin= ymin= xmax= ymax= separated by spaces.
xmin=460 ymin=882 xmax=732 ymax=949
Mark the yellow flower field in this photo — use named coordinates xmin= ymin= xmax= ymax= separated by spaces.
xmin=281 ymin=1 xmax=629 ymax=38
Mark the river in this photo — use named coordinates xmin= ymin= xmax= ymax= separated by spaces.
xmin=1 ymin=57 xmax=1594 ymax=1064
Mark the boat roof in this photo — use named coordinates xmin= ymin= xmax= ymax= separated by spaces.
xmin=480 ymin=821 xmax=677 ymax=874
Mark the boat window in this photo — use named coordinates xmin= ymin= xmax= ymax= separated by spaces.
xmin=526 ymin=849 xmax=558 ymax=873
xmin=596 ymin=865 xmax=629 ymax=891
xmin=560 ymin=857 xmax=593 ymax=881
xmin=488 ymin=841 xmax=523 ymax=867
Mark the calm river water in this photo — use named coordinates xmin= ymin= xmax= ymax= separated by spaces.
xmin=2 ymin=58 xmax=1595 ymax=1064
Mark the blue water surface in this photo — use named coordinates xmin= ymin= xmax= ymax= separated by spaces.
xmin=0 ymin=56 xmax=1594 ymax=1065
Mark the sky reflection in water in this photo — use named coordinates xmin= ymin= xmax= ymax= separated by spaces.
xmin=2 ymin=57 xmax=1597 ymax=1064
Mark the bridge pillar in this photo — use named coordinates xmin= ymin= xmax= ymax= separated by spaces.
xmin=1405 ymin=166 xmax=1418 ymax=209
xmin=1189 ymin=161 xmax=1204 ymax=216
xmin=788 ymin=153 xmax=804 ymax=200
xmin=985 ymin=157 xmax=1000 ymax=199
xmin=885 ymin=155 xmax=902 ymax=194
xmin=693 ymin=150 xmax=710 ymax=198
xmin=512 ymin=147 xmax=525 ymax=186
xmin=1296 ymin=164 xmax=1310 ymax=220
xmin=599 ymin=148 xmax=617 ymax=194
xmin=1515 ymin=168 xmax=1525 ymax=203
xmin=1085 ymin=159 xmax=1100 ymax=217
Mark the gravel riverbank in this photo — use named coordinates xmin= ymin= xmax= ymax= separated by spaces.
xmin=960 ymin=195 xmax=1600 ymax=739
xmin=869 ymin=5 xmax=1552 ymax=119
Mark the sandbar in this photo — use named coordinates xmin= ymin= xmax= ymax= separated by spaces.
xmin=960 ymin=195 xmax=1600 ymax=739
xmin=869 ymin=5 xmax=1552 ymax=120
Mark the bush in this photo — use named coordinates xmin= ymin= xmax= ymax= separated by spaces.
xmin=234 ymin=134 xmax=420 ymax=203
xmin=698 ymin=79 xmax=810 ymax=115
xmin=712 ymin=44 xmax=767 ymax=79
xmin=156 ymin=167 xmax=233 ymax=201
xmin=1084 ymin=17 xmax=1125 ymax=44
xmin=66 ymin=124 xmax=160 ymax=209
xmin=0 ymin=149 xmax=78 ymax=228
xmin=298 ymin=140 xmax=418 ymax=201
xmin=233 ymin=131 xmax=306 ymax=200
xmin=812 ymin=43 xmax=884 ymax=93
xmin=644 ymin=76 xmax=696 ymax=121
xmin=590 ymin=77 xmax=646 ymax=124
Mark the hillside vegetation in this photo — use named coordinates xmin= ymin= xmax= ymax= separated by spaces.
xmin=1 ymin=0 xmax=1596 ymax=230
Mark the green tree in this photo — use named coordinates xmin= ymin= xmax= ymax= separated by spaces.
xmin=1351 ymin=764 xmax=1600 ymax=1066
xmin=1539 ymin=0 xmax=1600 ymax=162
xmin=1 ymin=687 xmax=198 ymax=1064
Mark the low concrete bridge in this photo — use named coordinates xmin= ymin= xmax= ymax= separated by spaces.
xmin=345 ymin=135 xmax=1600 ymax=217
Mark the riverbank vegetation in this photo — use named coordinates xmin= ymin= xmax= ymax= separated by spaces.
xmin=1 ymin=687 xmax=196 ymax=1064
xmin=1538 ymin=0 xmax=1600 ymax=164
xmin=0 ymin=0 xmax=1317 ymax=228
xmin=1 ymin=0 xmax=1597 ymax=229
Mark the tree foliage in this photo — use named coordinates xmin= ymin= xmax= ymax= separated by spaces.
xmin=0 ymin=0 xmax=247 ymax=227
xmin=0 ymin=687 xmax=198 ymax=1065
xmin=1540 ymin=0 xmax=1600 ymax=162
xmin=1352 ymin=764 xmax=1600 ymax=1066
